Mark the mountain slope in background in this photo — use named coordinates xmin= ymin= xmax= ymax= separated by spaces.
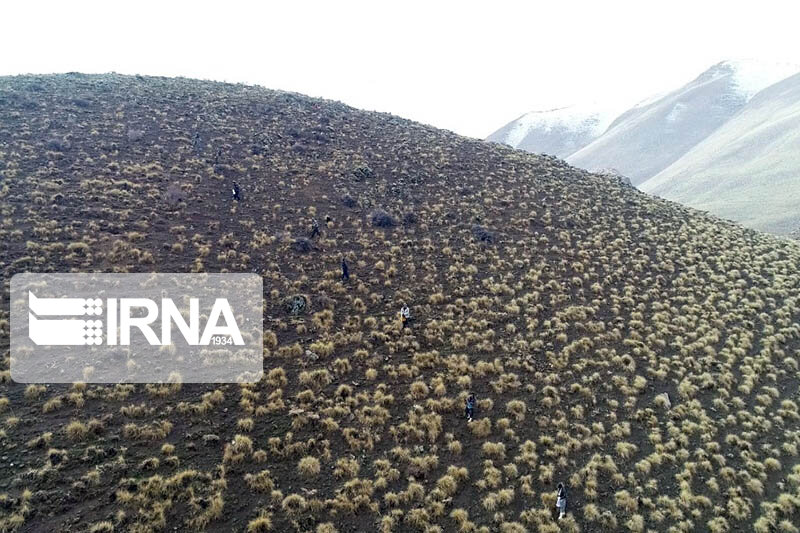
xmin=566 ymin=60 xmax=799 ymax=184
xmin=641 ymin=72 xmax=800 ymax=234
xmin=486 ymin=103 xmax=626 ymax=157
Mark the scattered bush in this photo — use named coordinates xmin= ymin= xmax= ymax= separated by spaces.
xmin=370 ymin=209 xmax=396 ymax=228
xmin=298 ymin=456 xmax=321 ymax=478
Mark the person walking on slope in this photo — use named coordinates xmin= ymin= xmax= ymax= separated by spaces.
xmin=556 ymin=483 xmax=567 ymax=520
xmin=310 ymin=218 xmax=321 ymax=238
xmin=465 ymin=393 xmax=476 ymax=422
xmin=341 ymin=257 xmax=350 ymax=281
xmin=400 ymin=303 xmax=411 ymax=328
xmin=232 ymin=181 xmax=241 ymax=202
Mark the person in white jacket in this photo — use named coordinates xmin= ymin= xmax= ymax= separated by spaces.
xmin=556 ymin=483 xmax=567 ymax=519
xmin=400 ymin=304 xmax=410 ymax=328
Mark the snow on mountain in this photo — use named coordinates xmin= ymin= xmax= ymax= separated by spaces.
xmin=721 ymin=59 xmax=799 ymax=99
xmin=486 ymin=102 xmax=627 ymax=158
xmin=640 ymin=72 xmax=800 ymax=234
xmin=566 ymin=59 xmax=799 ymax=185
xmin=500 ymin=103 xmax=619 ymax=147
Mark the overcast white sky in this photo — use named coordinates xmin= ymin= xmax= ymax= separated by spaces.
xmin=2 ymin=0 xmax=798 ymax=137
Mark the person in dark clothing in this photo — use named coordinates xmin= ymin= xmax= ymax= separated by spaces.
xmin=556 ymin=483 xmax=567 ymax=519
xmin=192 ymin=132 xmax=202 ymax=152
xmin=465 ymin=393 xmax=476 ymax=422
xmin=232 ymin=181 xmax=241 ymax=201
xmin=341 ymin=258 xmax=350 ymax=281
xmin=310 ymin=218 xmax=320 ymax=238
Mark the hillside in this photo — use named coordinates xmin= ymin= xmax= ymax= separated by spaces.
xmin=566 ymin=60 xmax=798 ymax=185
xmin=2 ymin=74 xmax=800 ymax=533
xmin=486 ymin=103 xmax=625 ymax=157
xmin=640 ymin=73 xmax=800 ymax=234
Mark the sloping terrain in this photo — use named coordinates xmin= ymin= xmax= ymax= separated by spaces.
xmin=641 ymin=73 xmax=800 ymax=234
xmin=2 ymin=74 xmax=800 ymax=533
xmin=566 ymin=60 xmax=798 ymax=185
xmin=486 ymin=103 xmax=625 ymax=157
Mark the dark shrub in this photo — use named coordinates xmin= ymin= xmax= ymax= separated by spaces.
xmin=342 ymin=194 xmax=357 ymax=208
xmin=371 ymin=209 xmax=396 ymax=228
xmin=472 ymin=225 xmax=494 ymax=243
xmin=351 ymin=166 xmax=375 ymax=181
xmin=292 ymin=237 xmax=313 ymax=253
xmin=282 ymin=294 xmax=308 ymax=315
xmin=290 ymin=142 xmax=309 ymax=154
xmin=402 ymin=211 xmax=418 ymax=225
xmin=46 ymin=138 xmax=70 ymax=152
xmin=165 ymin=184 xmax=186 ymax=206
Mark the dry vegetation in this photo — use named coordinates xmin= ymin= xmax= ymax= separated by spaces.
xmin=0 ymin=73 xmax=799 ymax=532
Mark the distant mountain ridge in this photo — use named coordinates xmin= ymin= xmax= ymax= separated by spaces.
xmin=566 ymin=60 xmax=798 ymax=184
xmin=640 ymin=72 xmax=800 ymax=234
xmin=486 ymin=102 xmax=629 ymax=157
xmin=488 ymin=59 xmax=800 ymax=233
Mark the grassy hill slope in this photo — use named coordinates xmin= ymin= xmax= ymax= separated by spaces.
xmin=2 ymin=74 xmax=800 ymax=533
